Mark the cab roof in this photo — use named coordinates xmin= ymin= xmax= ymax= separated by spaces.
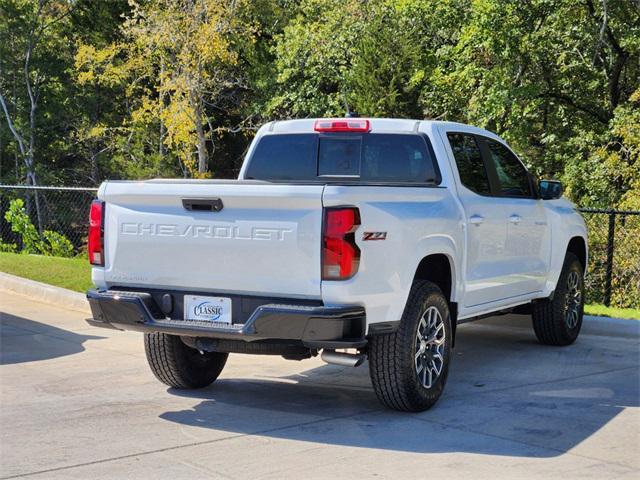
xmin=259 ymin=118 xmax=501 ymax=141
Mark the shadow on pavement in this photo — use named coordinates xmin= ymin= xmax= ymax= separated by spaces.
xmin=0 ymin=311 xmax=104 ymax=365
xmin=160 ymin=315 xmax=639 ymax=458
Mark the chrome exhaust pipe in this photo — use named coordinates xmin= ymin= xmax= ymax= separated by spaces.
xmin=321 ymin=349 xmax=365 ymax=368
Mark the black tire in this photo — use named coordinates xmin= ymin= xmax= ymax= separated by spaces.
xmin=532 ymin=252 xmax=584 ymax=346
xmin=144 ymin=333 xmax=228 ymax=388
xmin=368 ymin=281 xmax=452 ymax=412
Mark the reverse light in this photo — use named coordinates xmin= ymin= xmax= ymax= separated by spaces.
xmin=322 ymin=207 xmax=361 ymax=280
xmin=314 ymin=118 xmax=370 ymax=133
xmin=88 ymin=199 xmax=105 ymax=266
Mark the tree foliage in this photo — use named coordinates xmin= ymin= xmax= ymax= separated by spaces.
xmin=0 ymin=0 xmax=638 ymax=208
xmin=75 ymin=0 xmax=255 ymax=177
xmin=4 ymin=198 xmax=74 ymax=256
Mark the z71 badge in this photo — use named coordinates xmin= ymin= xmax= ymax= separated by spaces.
xmin=363 ymin=232 xmax=387 ymax=241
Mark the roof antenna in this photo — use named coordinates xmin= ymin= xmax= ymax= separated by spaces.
xmin=342 ymin=89 xmax=360 ymax=118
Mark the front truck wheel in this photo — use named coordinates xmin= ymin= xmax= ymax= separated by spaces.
xmin=532 ymin=252 xmax=585 ymax=346
xmin=144 ymin=333 xmax=228 ymax=389
xmin=368 ymin=281 xmax=452 ymax=412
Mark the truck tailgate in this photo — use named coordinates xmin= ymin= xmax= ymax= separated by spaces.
xmin=100 ymin=181 xmax=324 ymax=298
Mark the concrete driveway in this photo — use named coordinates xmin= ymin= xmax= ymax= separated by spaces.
xmin=1 ymin=290 xmax=638 ymax=479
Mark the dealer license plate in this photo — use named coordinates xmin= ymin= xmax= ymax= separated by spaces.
xmin=184 ymin=295 xmax=232 ymax=325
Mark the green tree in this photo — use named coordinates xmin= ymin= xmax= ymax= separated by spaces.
xmin=266 ymin=0 xmax=367 ymax=117
xmin=348 ymin=5 xmax=424 ymax=117
xmin=418 ymin=0 xmax=639 ymax=206
xmin=266 ymin=0 xmax=639 ymax=209
xmin=75 ymin=0 xmax=256 ymax=177
xmin=0 ymin=0 xmax=75 ymax=188
xmin=0 ymin=0 xmax=637 ymax=213
xmin=0 ymin=0 xmax=129 ymax=187
xmin=564 ymin=88 xmax=640 ymax=209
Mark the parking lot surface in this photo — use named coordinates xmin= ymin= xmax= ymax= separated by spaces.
xmin=1 ymin=290 xmax=638 ymax=479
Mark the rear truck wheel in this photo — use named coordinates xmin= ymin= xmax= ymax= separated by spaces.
xmin=144 ymin=333 xmax=228 ymax=389
xmin=368 ymin=281 xmax=452 ymax=412
xmin=532 ymin=252 xmax=584 ymax=346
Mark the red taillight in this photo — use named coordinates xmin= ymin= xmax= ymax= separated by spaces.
xmin=322 ymin=207 xmax=360 ymax=280
xmin=314 ymin=118 xmax=370 ymax=133
xmin=88 ymin=200 xmax=104 ymax=266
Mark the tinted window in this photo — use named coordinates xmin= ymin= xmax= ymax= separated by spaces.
xmin=318 ymin=136 xmax=361 ymax=176
xmin=485 ymin=139 xmax=532 ymax=197
xmin=447 ymin=133 xmax=491 ymax=194
xmin=246 ymin=133 xmax=439 ymax=184
xmin=245 ymin=134 xmax=316 ymax=180
xmin=361 ymin=134 xmax=439 ymax=183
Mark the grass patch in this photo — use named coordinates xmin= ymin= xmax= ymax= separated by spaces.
xmin=585 ymin=304 xmax=640 ymax=320
xmin=0 ymin=252 xmax=92 ymax=293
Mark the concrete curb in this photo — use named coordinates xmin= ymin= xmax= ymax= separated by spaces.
xmin=0 ymin=272 xmax=90 ymax=314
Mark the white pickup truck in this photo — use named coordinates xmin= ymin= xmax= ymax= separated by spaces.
xmin=86 ymin=118 xmax=588 ymax=412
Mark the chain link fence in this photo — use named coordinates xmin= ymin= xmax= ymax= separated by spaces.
xmin=1 ymin=185 xmax=639 ymax=309
xmin=0 ymin=185 xmax=97 ymax=254
xmin=580 ymin=209 xmax=640 ymax=309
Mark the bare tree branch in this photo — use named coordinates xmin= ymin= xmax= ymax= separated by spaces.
xmin=592 ymin=0 xmax=608 ymax=65
xmin=545 ymin=91 xmax=611 ymax=124
xmin=0 ymin=92 xmax=27 ymax=157
xmin=584 ymin=0 xmax=630 ymax=110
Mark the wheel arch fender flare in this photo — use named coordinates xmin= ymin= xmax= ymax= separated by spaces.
xmin=392 ymin=236 xmax=460 ymax=345
xmin=407 ymin=235 xmax=460 ymax=303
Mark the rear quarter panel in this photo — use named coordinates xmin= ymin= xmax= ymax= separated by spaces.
xmin=321 ymin=185 xmax=463 ymax=328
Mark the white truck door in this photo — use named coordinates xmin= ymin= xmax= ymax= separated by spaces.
xmin=444 ymin=132 xmax=511 ymax=307
xmin=480 ymin=137 xmax=551 ymax=296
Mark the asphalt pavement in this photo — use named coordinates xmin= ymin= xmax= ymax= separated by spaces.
xmin=1 ymin=290 xmax=638 ymax=479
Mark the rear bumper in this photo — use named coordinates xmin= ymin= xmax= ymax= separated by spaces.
xmin=86 ymin=289 xmax=366 ymax=349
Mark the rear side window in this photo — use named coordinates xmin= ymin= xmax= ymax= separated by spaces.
xmin=447 ymin=133 xmax=491 ymax=195
xmin=245 ymin=133 xmax=440 ymax=184
xmin=483 ymin=138 xmax=532 ymax=197
xmin=244 ymin=134 xmax=317 ymax=180
xmin=361 ymin=134 xmax=439 ymax=183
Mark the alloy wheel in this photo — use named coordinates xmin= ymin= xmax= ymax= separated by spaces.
xmin=565 ymin=270 xmax=582 ymax=329
xmin=414 ymin=306 xmax=446 ymax=389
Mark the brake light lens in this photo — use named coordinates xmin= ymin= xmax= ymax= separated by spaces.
xmin=322 ymin=207 xmax=360 ymax=280
xmin=314 ymin=118 xmax=370 ymax=133
xmin=88 ymin=200 xmax=105 ymax=266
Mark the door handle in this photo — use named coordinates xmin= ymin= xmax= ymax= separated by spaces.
xmin=182 ymin=198 xmax=224 ymax=212
xmin=469 ymin=214 xmax=484 ymax=225
xmin=509 ymin=214 xmax=522 ymax=224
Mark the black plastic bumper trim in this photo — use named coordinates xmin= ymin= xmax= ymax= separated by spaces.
xmin=367 ymin=321 xmax=400 ymax=335
xmin=86 ymin=289 xmax=366 ymax=348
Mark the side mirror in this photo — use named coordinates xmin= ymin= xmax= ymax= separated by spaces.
xmin=539 ymin=180 xmax=563 ymax=200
